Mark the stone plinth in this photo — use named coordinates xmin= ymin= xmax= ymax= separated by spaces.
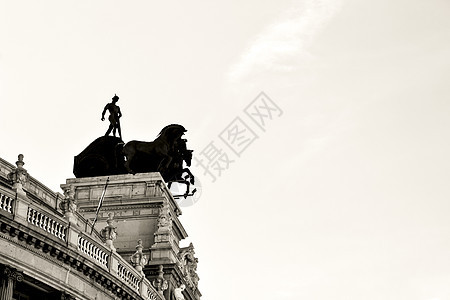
xmin=61 ymin=173 xmax=188 ymax=259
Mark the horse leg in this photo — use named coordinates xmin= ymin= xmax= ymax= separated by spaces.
xmin=182 ymin=180 xmax=190 ymax=199
xmin=123 ymin=146 xmax=135 ymax=174
xmin=182 ymin=168 xmax=195 ymax=184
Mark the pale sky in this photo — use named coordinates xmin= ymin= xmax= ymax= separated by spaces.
xmin=1 ymin=1 xmax=450 ymax=299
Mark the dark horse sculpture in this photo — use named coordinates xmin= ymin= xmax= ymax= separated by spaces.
xmin=164 ymin=139 xmax=196 ymax=198
xmin=73 ymin=136 xmax=125 ymax=178
xmin=122 ymin=124 xmax=187 ymax=175
xmin=73 ymin=124 xmax=196 ymax=197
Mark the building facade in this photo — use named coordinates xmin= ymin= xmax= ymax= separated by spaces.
xmin=0 ymin=155 xmax=201 ymax=300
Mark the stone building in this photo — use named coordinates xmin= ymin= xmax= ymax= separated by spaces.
xmin=0 ymin=155 xmax=201 ymax=300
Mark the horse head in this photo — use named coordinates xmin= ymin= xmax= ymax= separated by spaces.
xmin=158 ymin=124 xmax=187 ymax=144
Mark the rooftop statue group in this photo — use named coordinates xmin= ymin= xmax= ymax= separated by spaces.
xmin=73 ymin=94 xmax=196 ymax=198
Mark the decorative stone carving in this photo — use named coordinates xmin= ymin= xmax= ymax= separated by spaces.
xmin=59 ymin=185 xmax=78 ymax=225
xmin=177 ymin=243 xmax=199 ymax=290
xmin=157 ymin=204 xmax=172 ymax=231
xmin=100 ymin=213 xmax=117 ymax=251
xmin=152 ymin=202 xmax=175 ymax=249
xmin=173 ymin=284 xmax=185 ymax=300
xmin=7 ymin=154 xmax=29 ymax=195
xmin=130 ymin=239 xmax=147 ymax=273
xmin=0 ymin=265 xmax=23 ymax=300
xmin=152 ymin=265 xmax=168 ymax=297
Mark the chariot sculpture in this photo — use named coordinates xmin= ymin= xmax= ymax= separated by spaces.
xmin=73 ymin=95 xmax=196 ymax=198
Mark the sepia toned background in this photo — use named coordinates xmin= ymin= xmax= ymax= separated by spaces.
xmin=1 ymin=1 xmax=450 ymax=299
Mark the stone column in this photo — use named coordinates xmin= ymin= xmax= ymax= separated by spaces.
xmin=0 ymin=265 xmax=23 ymax=300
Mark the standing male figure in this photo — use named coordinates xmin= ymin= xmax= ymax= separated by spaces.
xmin=101 ymin=94 xmax=122 ymax=139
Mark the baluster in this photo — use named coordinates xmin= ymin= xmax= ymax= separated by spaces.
xmin=99 ymin=252 xmax=104 ymax=266
xmin=118 ymin=265 xmax=123 ymax=278
xmin=50 ymin=220 xmax=55 ymax=236
xmin=58 ymin=224 xmax=63 ymax=240
xmin=0 ymin=194 xmax=4 ymax=210
xmin=54 ymin=223 xmax=60 ymax=239
xmin=33 ymin=210 xmax=37 ymax=225
xmin=2 ymin=194 xmax=7 ymax=211
xmin=94 ymin=247 xmax=99 ymax=262
xmin=89 ymin=243 xmax=94 ymax=258
xmin=43 ymin=216 xmax=49 ymax=232
xmin=60 ymin=227 xmax=66 ymax=241
xmin=97 ymin=250 xmax=102 ymax=265
xmin=82 ymin=239 xmax=87 ymax=254
xmin=30 ymin=208 xmax=35 ymax=224
xmin=38 ymin=212 xmax=43 ymax=228
xmin=46 ymin=217 xmax=51 ymax=233
xmin=81 ymin=238 xmax=86 ymax=253
xmin=58 ymin=226 xmax=63 ymax=240
xmin=6 ymin=197 xmax=12 ymax=213
xmin=96 ymin=249 xmax=101 ymax=264
xmin=84 ymin=240 xmax=89 ymax=255
xmin=97 ymin=248 xmax=102 ymax=263
xmin=80 ymin=238 xmax=85 ymax=253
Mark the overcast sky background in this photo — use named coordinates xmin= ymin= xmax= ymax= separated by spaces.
xmin=1 ymin=1 xmax=450 ymax=299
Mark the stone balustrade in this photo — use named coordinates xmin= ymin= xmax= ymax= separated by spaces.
xmin=77 ymin=234 xmax=109 ymax=269
xmin=0 ymin=157 xmax=62 ymax=209
xmin=0 ymin=157 xmax=166 ymax=300
xmin=0 ymin=192 xmax=14 ymax=215
xmin=147 ymin=290 xmax=160 ymax=300
xmin=117 ymin=261 xmax=140 ymax=292
xmin=27 ymin=207 xmax=67 ymax=242
xmin=11 ymin=196 xmax=163 ymax=300
xmin=22 ymin=203 xmax=162 ymax=300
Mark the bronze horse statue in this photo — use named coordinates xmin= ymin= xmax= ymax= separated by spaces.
xmin=165 ymin=139 xmax=196 ymax=198
xmin=73 ymin=124 xmax=196 ymax=191
xmin=122 ymin=124 xmax=187 ymax=174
